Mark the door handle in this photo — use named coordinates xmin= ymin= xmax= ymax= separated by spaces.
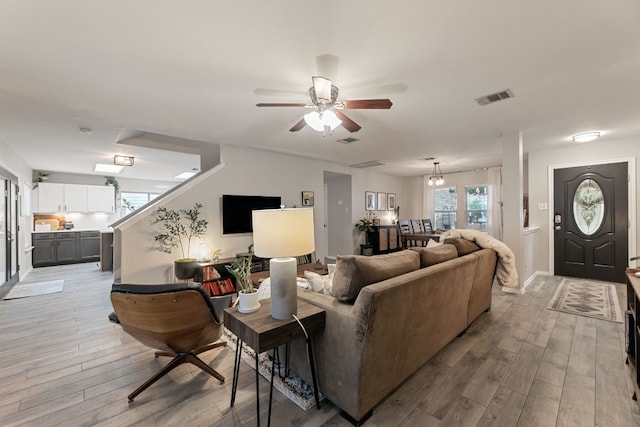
xmin=554 ymin=213 xmax=562 ymax=230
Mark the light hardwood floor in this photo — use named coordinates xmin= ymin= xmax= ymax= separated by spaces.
xmin=1 ymin=263 xmax=639 ymax=426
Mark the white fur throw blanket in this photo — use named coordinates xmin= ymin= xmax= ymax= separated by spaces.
xmin=440 ymin=229 xmax=519 ymax=288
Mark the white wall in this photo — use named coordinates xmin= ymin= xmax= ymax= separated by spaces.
xmin=528 ymin=136 xmax=639 ymax=273
xmin=0 ymin=139 xmax=34 ymax=279
xmin=118 ymin=144 xmax=412 ymax=283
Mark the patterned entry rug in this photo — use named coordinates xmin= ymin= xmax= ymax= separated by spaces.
xmin=547 ymin=277 xmax=622 ymax=323
xmin=4 ymin=280 xmax=64 ymax=300
xmin=222 ymin=329 xmax=324 ymax=410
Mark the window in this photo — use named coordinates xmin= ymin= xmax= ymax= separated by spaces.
xmin=466 ymin=185 xmax=488 ymax=232
xmin=434 ymin=187 xmax=457 ymax=230
xmin=120 ymin=192 xmax=160 ymax=213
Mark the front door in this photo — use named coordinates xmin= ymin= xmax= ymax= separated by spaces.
xmin=553 ymin=162 xmax=628 ymax=283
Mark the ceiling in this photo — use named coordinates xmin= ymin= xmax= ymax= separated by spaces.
xmin=1 ymin=1 xmax=639 ymax=181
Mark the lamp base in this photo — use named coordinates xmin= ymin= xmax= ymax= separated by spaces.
xmin=269 ymin=257 xmax=297 ymax=320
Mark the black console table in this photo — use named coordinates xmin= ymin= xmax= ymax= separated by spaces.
xmin=369 ymin=225 xmax=401 ymax=255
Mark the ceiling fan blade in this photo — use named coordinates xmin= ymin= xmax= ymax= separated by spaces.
xmin=289 ymin=118 xmax=306 ymax=132
xmin=312 ymin=76 xmax=332 ymax=103
xmin=335 ymin=111 xmax=362 ymax=133
xmin=342 ymin=99 xmax=393 ymax=109
xmin=256 ymin=103 xmax=308 ymax=107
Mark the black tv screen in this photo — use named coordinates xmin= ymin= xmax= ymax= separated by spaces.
xmin=222 ymin=194 xmax=282 ymax=234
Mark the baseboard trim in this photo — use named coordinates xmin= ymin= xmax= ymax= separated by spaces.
xmin=502 ymin=270 xmax=551 ymax=295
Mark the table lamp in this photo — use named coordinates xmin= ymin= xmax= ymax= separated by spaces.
xmin=252 ymin=207 xmax=315 ymax=319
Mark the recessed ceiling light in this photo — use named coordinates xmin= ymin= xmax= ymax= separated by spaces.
xmin=571 ymin=131 xmax=601 ymax=143
xmin=94 ymin=164 xmax=124 ymax=174
xmin=174 ymin=171 xmax=198 ymax=180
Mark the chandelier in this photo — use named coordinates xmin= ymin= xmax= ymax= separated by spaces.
xmin=428 ymin=162 xmax=444 ymax=186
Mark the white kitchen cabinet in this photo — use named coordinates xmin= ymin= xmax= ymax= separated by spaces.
xmin=87 ymin=186 xmax=115 ymax=212
xmin=36 ymin=182 xmax=64 ymax=212
xmin=64 ymin=184 xmax=88 ymax=212
xmin=36 ymin=183 xmax=110 ymax=213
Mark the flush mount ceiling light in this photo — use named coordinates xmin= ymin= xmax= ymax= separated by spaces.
xmin=174 ymin=171 xmax=198 ymax=180
xmin=94 ymin=163 xmax=124 ymax=174
xmin=114 ymin=155 xmax=134 ymax=166
xmin=571 ymin=131 xmax=601 ymax=143
xmin=428 ymin=161 xmax=444 ymax=186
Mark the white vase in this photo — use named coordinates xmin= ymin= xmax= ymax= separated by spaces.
xmin=237 ymin=290 xmax=260 ymax=314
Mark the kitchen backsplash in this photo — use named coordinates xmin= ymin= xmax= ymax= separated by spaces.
xmin=34 ymin=212 xmax=119 ymax=231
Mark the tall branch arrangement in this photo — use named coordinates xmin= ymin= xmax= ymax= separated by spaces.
xmin=152 ymin=203 xmax=208 ymax=260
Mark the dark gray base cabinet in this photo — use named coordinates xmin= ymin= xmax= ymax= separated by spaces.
xmin=33 ymin=231 xmax=101 ymax=267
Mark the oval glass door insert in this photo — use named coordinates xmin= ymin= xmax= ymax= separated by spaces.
xmin=573 ymin=178 xmax=604 ymax=235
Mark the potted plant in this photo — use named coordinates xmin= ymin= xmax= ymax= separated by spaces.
xmin=152 ymin=202 xmax=208 ymax=280
xmin=356 ymin=218 xmax=375 ymax=256
xmin=226 ymin=244 xmax=260 ymax=313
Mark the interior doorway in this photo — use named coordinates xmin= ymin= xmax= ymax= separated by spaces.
xmin=0 ymin=166 xmax=20 ymax=294
xmin=553 ymin=162 xmax=628 ymax=283
xmin=323 ymin=171 xmax=352 ymax=261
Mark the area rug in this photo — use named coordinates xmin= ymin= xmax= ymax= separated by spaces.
xmin=4 ymin=280 xmax=64 ymax=300
xmin=547 ymin=278 xmax=622 ymax=323
xmin=222 ymin=329 xmax=324 ymax=410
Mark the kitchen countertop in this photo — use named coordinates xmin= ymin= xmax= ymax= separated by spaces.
xmin=32 ymin=229 xmax=104 ymax=233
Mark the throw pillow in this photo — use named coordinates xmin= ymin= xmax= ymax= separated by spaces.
xmin=443 ymin=237 xmax=482 ymax=256
xmin=332 ymin=250 xmax=420 ymax=302
xmin=304 ymin=270 xmax=334 ymax=296
xmin=257 ymin=277 xmax=311 ymax=300
xmin=420 ymin=243 xmax=458 ymax=267
xmin=426 ymin=238 xmax=443 ymax=248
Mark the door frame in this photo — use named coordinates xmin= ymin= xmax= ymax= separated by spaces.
xmin=547 ymin=156 xmax=637 ymax=276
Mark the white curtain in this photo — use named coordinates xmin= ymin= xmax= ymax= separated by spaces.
xmin=487 ymin=167 xmax=503 ymax=240
xmin=423 ymin=176 xmax=436 ymax=223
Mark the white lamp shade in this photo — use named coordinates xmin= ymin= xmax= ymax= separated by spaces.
xmin=304 ymin=111 xmax=325 ymax=131
xmin=304 ymin=110 xmax=342 ymax=132
xmin=322 ymin=110 xmax=342 ymax=130
xmin=252 ymin=208 xmax=315 ymax=258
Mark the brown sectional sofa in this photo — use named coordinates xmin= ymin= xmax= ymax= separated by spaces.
xmin=288 ymin=238 xmax=498 ymax=424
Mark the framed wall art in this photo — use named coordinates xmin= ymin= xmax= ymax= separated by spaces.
xmin=387 ymin=193 xmax=396 ymax=210
xmin=302 ymin=191 xmax=314 ymax=206
xmin=377 ymin=192 xmax=387 ymax=211
xmin=365 ymin=191 xmax=376 ymax=211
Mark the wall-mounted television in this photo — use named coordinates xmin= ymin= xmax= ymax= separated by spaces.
xmin=222 ymin=194 xmax=282 ymax=234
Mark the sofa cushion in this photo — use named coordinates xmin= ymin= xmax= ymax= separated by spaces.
xmin=420 ymin=243 xmax=458 ymax=267
xmin=443 ymin=237 xmax=481 ymax=256
xmin=332 ymin=250 xmax=420 ymax=302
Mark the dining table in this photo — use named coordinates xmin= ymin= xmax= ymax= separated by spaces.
xmin=400 ymin=232 xmax=442 ymax=248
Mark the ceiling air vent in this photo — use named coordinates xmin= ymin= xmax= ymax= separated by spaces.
xmin=475 ymin=89 xmax=514 ymax=106
xmin=350 ymin=160 xmax=386 ymax=168
xmin=336 ymin=137 xmax=359 ymax=144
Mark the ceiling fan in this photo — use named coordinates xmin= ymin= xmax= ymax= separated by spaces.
xmin=256 ymin=76 xmax=393 ymax=134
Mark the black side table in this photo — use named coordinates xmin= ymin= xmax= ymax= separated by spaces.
xmin=224 ymin=299 xmax=325 ymax=427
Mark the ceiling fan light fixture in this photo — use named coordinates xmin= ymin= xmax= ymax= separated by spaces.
xmin=304 ymin=110 xmax=342 ymax=132
xmin=322 ymin=110 xmax=342 ymax=130
xmin=304 ymin=111 xmax=325 ymax=131
xmin=312 ymin=76 xmax=332 ymax=103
